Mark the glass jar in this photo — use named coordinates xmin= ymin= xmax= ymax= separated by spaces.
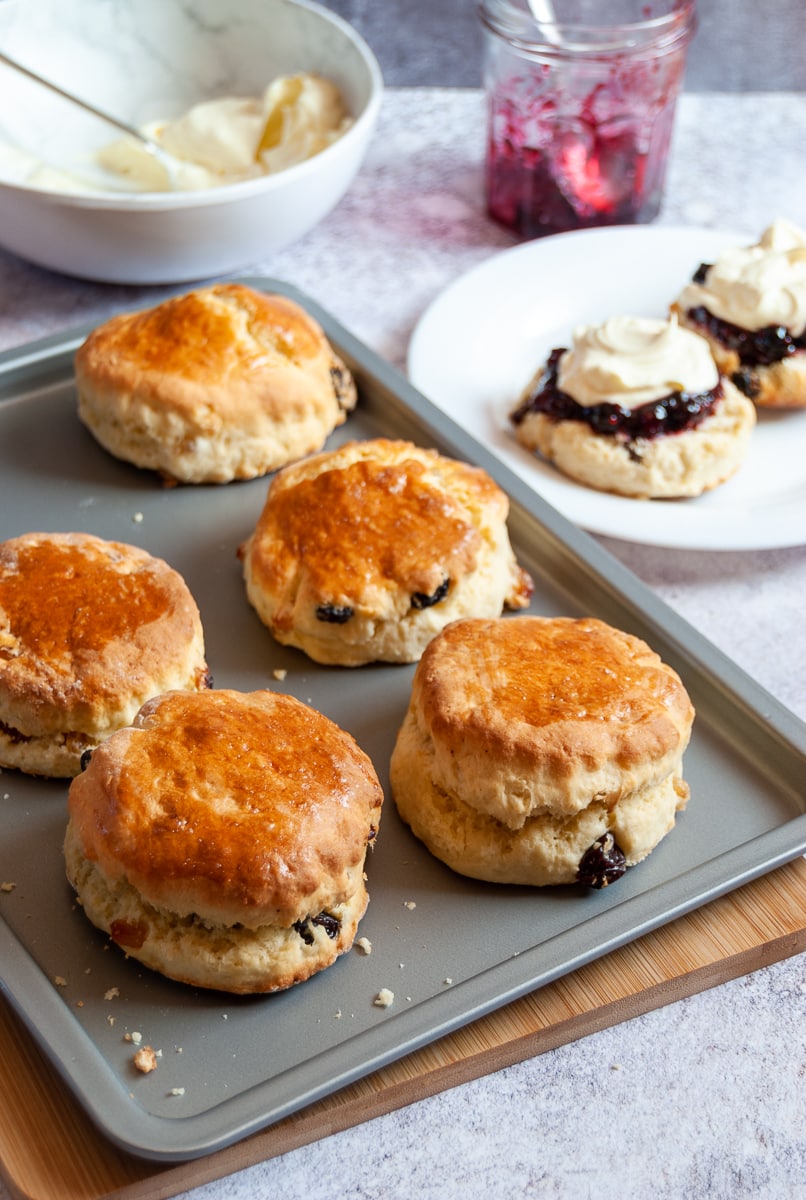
xmin=480 ymin=0 xmax=697 ymax=238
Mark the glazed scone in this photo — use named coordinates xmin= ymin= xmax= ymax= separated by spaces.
xmin=673 ymin=218 xmax=806 ymax=408
xmin=74 ymin=283 xmax=357 ymax=484
xmin=65 ymin=688 xmax=384 ymax=993
xmin=511 ymin=315 xmax=756 ymax=499
xmin=390 ymin=616 xmax=694 ymax=888
xmin=0 ymin=532 xmax=210 ymax=778
xmin=239 ymin=438 xmax=533 ymax=667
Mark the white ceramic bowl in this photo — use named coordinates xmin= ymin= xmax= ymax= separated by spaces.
xmin=0 ymin=0 xmax=382 ymax=284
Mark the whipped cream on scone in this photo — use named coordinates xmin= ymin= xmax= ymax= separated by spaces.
xmin=511 ymin=314 xmax=755 ymax=499
xmin=673 ymin=219 xmax=806 ymax=408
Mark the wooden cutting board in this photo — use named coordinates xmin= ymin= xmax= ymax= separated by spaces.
xmin=2 ymin=856 xmax=805 ymax=1200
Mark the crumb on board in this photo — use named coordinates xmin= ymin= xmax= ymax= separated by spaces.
xmin=0 ymin=881 xmax=15 ymax=892
xmin=54 ymin=975 xmax=67 ymax=988
xmin=104 ymin=987 xmax=120 ymax=1000
xmin=132 ymin=512 xmax=144 ymax=524
xmin=124 ymin=1031 xmax=143 ymax=1045
xmin=373 ymin=988 xmax=394 ymax=1008
xmin=133 ymin=1046 xmax=158 ymax=1074
xmin=354 ymin=936 xmax=372 ymax=955
xmin=272 ymin=667 xmax=288 ymax=681
xmin=403 ymin=900 xmax=416 ymax=910
xmin=168 ymin=1087 xmax=185 ymax=1097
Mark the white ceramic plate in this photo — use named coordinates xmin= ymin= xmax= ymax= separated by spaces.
xmin=408 ymin=225 xmax=806 ymax=550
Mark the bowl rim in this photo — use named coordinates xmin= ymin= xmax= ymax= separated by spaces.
xmin=0 ymin=0 xmax=384 ymax=211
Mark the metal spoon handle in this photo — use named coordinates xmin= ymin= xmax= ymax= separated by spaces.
xmin=0 ymin=50 xmax=148 ymax=144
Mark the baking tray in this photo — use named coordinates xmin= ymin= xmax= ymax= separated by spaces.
xmin=1 ymin=278 xmax=804 ymax=1164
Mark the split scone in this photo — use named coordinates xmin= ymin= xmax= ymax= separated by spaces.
xmin=390 ymin=616 xmax=695 ymax=888
xmin=65 ymin=688 xmax=384 ymax=993
xmin=74 ymin=283 xmax=357 ymax=484
xmin=0 ymin=532 xmax=209 ymax=778
xmin=672 ymin=218 xmax=806 ymax=408
xmin=239 ymin=438 xmax=533 ymax=667
xmin=511 ymin=314 xmax=756 ymax=498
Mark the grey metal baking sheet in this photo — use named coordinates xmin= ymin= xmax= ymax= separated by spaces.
xmin=0 ymin=278 xmax=804 ymax=1163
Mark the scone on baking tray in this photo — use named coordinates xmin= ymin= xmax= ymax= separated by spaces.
xmin=510 ymin=314 xmax=756 ymax=499
xmin=672 ymin=218 xmax=806 ymax=408
xmin=0 ymin=532 xmax=210 ymax=778
xmin=239 ymin=437 xmax=534 ymax=667
xmin=64 ymin=688 xmax=384 ymax=994
xmin=390 ymin=615 xmax=695 ymax=889
xmin=74 ymin=283 xmax=357 ymax=484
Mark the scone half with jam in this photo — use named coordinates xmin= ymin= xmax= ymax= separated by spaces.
xmin=672 ymin=218 xmax=806 ymax=409
xmin=510 ymin=313 xmax=755 ymax=499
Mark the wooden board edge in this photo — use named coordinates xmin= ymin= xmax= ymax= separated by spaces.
xmin=2 ymin=857 xmax=805 ymax=1200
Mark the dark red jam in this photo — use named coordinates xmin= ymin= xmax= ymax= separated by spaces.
xmin=577 ymin=832 xmax=627 ymax=890
xmin=687 ymin=263 xmax=806 ymax=372
xmin=511 ymin=347 xmax=722 ymax=441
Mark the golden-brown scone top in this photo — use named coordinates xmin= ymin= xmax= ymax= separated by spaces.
xmin=0 ymin=532 xmax=209 ymax=777
xmin=411 ymin=615 xmax=694 ymax=830
xmin=74 ymin=283 xmax=357 ymax=484
xmin=240 ymin=438 xmax=533 ymax=666
xmin=68 ymin=689 xmax=384 ymax=930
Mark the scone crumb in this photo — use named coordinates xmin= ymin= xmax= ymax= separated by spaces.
xmin=355 ymin=937 xmax=372 ymax=955
xmin=443 ymin=978 xmax=453 ymax=986
xmin=76 ymin=1000 xmax=84 ymax=1008
xmin=132 ymin=512 xmax=144 ymax=524
xmin=168 ymin=1087 xmax=186 ymax=1097
xmin=272 ymin=667 xmax=288 ymax=681
xmin=0 ymin=881 xmax=15 ymax=892
xmin=54 ymin=975 xmax=67 ymax=988
xmin=107 ymin=1016 xmax=116 ymax=1027
xmin=133 ymin=1046 xmax=158 ymax=1074
xmin=104 ymin=987 xmax=120 ymax=1000
xmin=373 ymin=988 xmax=395 ymax=1008
xmin=124 ymin=1031 xmax=143 ymax=1045
xmin=403 ymin=900 xmax=416 ymax=910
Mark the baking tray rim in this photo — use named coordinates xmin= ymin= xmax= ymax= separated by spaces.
xmin=0 ymin=276 xmax=804 ymax=1163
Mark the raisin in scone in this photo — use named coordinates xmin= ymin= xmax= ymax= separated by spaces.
xmin=511 ymin=315 xmax=755 ymax=498
xmin=65 ymin=688 xmax=383 ymax=993
xmin=672 ymin=218 xmax=806 ymax=408
xmin=74 ymin=283 xmax=356 ymax=484
xmin=0 ymin=532 xmax=209 ymax=777
xmin=390 ymin=616 xmax=694 ymax=888
xmin=239 ymin=438 xmax=533 ymax=666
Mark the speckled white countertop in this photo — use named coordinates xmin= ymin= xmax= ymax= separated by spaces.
xmin=0 ymin=91 xmax=804 ymax=1200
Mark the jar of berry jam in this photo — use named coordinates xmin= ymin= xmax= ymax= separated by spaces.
xmin=480 ymin=0 xmax=697 ymax=239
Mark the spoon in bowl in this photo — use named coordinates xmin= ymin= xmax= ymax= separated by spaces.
xmin=0 ymin=50 xmax=184 ymax=189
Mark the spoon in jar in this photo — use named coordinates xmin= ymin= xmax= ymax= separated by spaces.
xmin=0 ymin=50 xmax=184 ymax=189
xmin=527 ymin=0 xmax=563 ymax=44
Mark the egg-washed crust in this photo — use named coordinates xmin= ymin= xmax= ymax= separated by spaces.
xmin=399 ymin=616 xmax=694 ymax=830
xmin=389 ymin=615 xmax=694 ymax=886
xmin=65 ymin=688 xmax=383 ymax=993
xmin=0 ymin=531 xmax=209 ymax=777
xmin=672 ymin=302 xmax=806 ymax=409
xmin=239 ymin=438 xmax=533 ymax=666
xmin=67 ymin=688 xmax=383 ymax=928
xmin=74 ymin=283 xmax=357 ymax=484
